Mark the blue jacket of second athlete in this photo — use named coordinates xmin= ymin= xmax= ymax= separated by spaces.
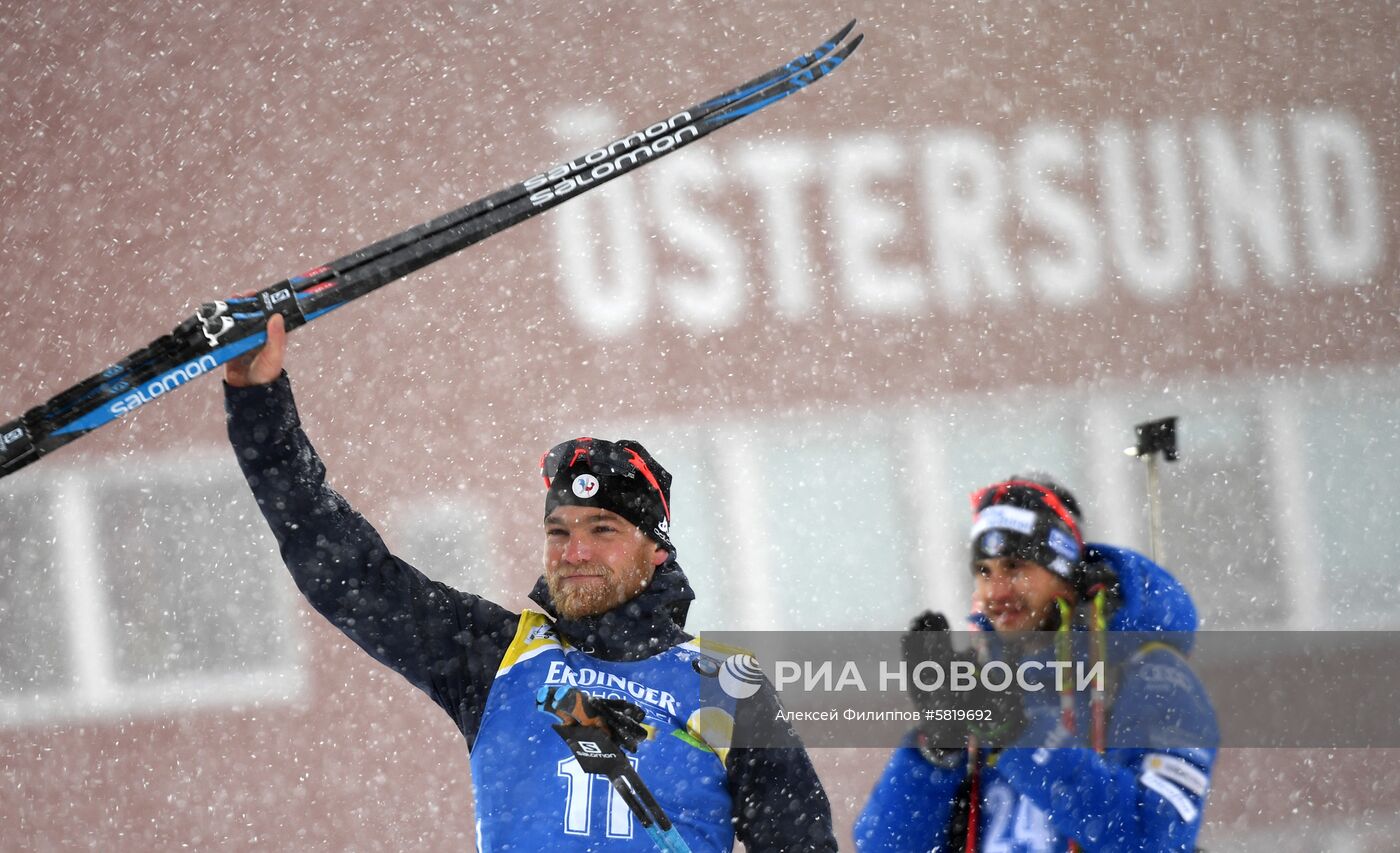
xmin=854 ymin=544 xmax=1219 ymax=852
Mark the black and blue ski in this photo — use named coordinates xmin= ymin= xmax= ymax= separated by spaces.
xmin=0 ymin=20 xmax=862 ymax=481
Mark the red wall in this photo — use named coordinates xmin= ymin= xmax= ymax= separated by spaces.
xmin=3 ymin=0 xmax=1398 ymax=848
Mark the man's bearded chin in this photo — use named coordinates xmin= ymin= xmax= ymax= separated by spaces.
xmin=547 ymin=570 xmax=618 ymax=619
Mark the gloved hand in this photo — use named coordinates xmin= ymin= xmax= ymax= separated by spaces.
xmin=902 ymin=611 xmax=1028 ymax=749
xmin=901 ymin=611 xmax=956 ymax=717
xmin=902 ymin=611 xmax=970 ymax=762
xmin=536 ymin=686 xmax=649 ymax=752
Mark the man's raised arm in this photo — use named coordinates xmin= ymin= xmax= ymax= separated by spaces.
xmin=223 ymin=315 xmax=516 ymax=740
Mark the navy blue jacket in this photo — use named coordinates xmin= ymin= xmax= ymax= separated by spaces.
xmin=855 ymin=546 xmax=1218 ymax=852
xmin=226 ymin=374 xmax=836 ymax=851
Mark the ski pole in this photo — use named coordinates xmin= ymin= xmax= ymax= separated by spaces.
xmin=1125 ymin=416 xmax=1179 ymax=564
xmin=537 ymin=686 xmax=693 ymax=853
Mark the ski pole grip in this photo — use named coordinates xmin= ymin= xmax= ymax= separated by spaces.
xmin=0 ymin=417 xmax=36 ymax=472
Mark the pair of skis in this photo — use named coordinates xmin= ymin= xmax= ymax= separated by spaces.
xmin=0 ymin=20 xmax=862 ymax=482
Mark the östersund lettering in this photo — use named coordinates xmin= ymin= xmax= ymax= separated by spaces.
xmin=109 ymin=354 xmax=219 ymax=416
xmin=550 ymin=107 xmax=1386 ymax=337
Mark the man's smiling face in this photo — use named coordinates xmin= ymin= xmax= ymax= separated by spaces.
xmin=544 ymin=506 xmax=667 ymax=618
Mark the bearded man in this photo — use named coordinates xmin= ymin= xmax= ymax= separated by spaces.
xmin=224 ymin=315 xmax=836 ymax=851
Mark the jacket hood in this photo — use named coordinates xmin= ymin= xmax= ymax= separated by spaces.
xmin=528 ymin=556 xmax=695 ymax=661
xmin=1087 ymin=542 xmax=1198 ymax=654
